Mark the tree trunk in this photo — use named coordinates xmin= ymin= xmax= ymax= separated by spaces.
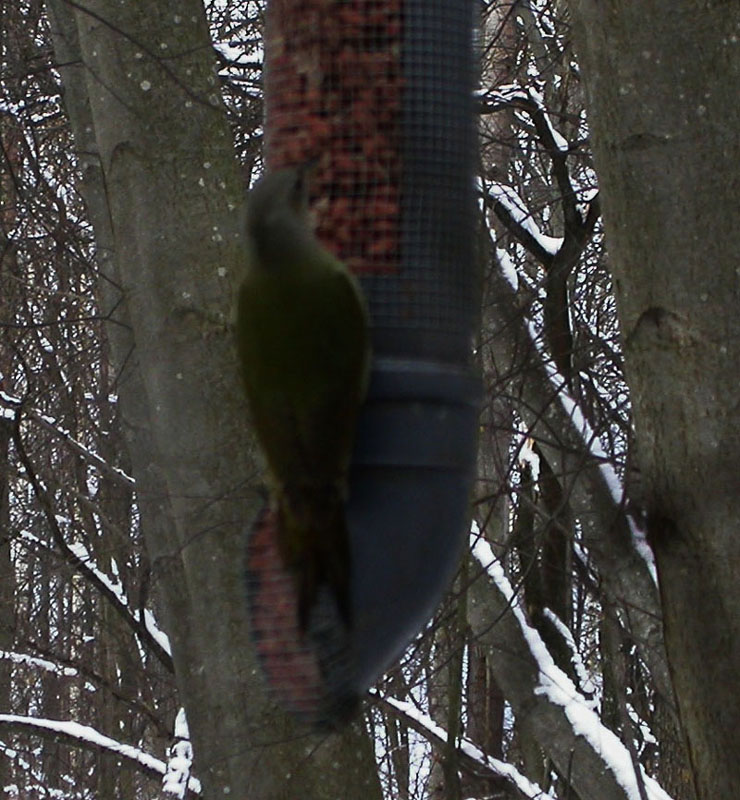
xmin=567 ymin=3 xmax=740 ymax=798
xmin=0 ymin=417 xmax=13 ymax=793
xmin=45 ymin=1 xmax=383 ymax=797
xmin=0 ymin=112 xmax=20 ymax=794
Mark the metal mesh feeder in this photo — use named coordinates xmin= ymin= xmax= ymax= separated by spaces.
xmin=247 ymin=0 xmax=479 ymax=727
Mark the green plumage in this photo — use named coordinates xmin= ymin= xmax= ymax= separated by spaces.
xmin=236 ymin=167 xmax=370 ymax=632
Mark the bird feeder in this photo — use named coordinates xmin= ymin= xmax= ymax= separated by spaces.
xmin=247 ymin=0 xmax=479 ymax=726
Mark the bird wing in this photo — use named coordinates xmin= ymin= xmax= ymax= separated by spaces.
xmin=236 ymin=265 xmax=369 ymax=489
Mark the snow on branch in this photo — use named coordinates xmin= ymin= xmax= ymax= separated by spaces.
xmin=496 ymin=246 xmax=519 ymax=292
xmin=4 ymin=389 xmax=135 ymax=489
xmin=9 ymin=399 xmax=173 ymax=672
xmin=471 ymin=536 xmax=672 ymax=800
xmin=374 ymin=692 xmax=555 ymax=800
xmin=482 ymin=83 xmax=568 ymax=153
xmin=214 ymin=39 xmax=263 ymax=69
xmin=0 ymin=650 xmax=77 ymax=678
xmin=33 ymin=410 xmax=136 ymax=489
xmin=542 ymin=609 xmax=599 ymax=706
xmin=17 ymin=529 xmax=173 ymax=670
xmin=482 ymin=82 xmax=600 ymax=256
xmin=476 ymin=180 xmax=520 ymax=292
xmin=527 ymin=86 xmax=569 ymax=153
xmin=67 ymin=540 xmax=172 ymax=659
xmin=0 ymin=715 xmax=201 ymax=796
xmin=489 ymin=181 xmax=564 ymax=260
xmin=521 ymin=314 xmax=657 ymax=582
xmin=163 ymin=708 xmax=194 ymax=799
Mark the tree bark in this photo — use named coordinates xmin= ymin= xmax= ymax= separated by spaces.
xmin=45 ymin=1 xmax=383 ymax=797
xmin=567 ymin=3 xmax=740 ymax=798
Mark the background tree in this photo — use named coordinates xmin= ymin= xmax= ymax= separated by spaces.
xmin=566 ymin=3 xmax=740 ymax=798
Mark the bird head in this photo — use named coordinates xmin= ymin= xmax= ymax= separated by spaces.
xmin=246 ymin=161 xmax=321 ymax=230
xmin=243 ymin=162 xmax=322 ymax=268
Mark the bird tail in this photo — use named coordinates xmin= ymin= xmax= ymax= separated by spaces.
xmin=277 ymin=486 xmax=352 ymax=634
xmin=245 ymin=501 xmax=358 ymax=729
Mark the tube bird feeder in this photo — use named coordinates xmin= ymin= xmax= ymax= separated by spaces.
xmin=246 ymin=0 xmax=479 ymax=726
